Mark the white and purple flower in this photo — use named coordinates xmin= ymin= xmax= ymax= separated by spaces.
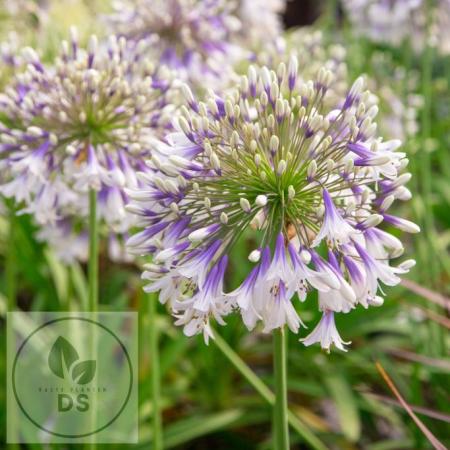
xmin=127 ymin=61 xmax=418 ymax=350
xmin=0 ymin=31 xmax=176 ymax=260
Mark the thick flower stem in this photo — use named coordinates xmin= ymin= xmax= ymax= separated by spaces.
xmin=273 ymin=327 xmax=289 ymax=450
xmin=213 ymin=333 xmax=327 ymax=450
xmin=88 ymin=189 xmax=99 ymax=313
xmin=88 ymin=189 xmax=98 ymax=450
xmin=148 ymin=292 xmax=163 ymax=450
xmin=7 ymin=206 xmax=18 ymax=448
xmin=7 ymin=205 xmax=16 ymax=313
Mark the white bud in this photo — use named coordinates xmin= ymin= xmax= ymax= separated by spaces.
xmin=210 ymin=152 xmax=220 ymax=171
xmin=220 ymin=212 xmax=228 ymax=224
xmin=255 ymin=195 xmax=267 ymax=207
xmin=188 ymin=226 xmax=215 ymax=242
xmin=248 ymin=65 xmax=257 ymax=89
xmin=300 ymin=250 xmax=311 ymax=264
xmin=287 ymin=54 xmax=298 ymax=88
xmin=398 ymin=259 xmax=416 ymax=271
xmin=240 ymin=198 xmax=251 ymax=213
xmin=225 ymin=99 xmax=234 ymax=119
xmin=269 ymin=135 xmax=279 ymax=153
xmin=288 ymin=185 xmax=295 ymax=201
xmin=307 ymin=160 xmax=317 ymax=178
xmin=393 ymin=173 xmax=412 ymax=188
xmin=391 ymin=218 xmax=420 ymax=233
xmin=380 ymin=195 xmax=395 ymax=211
xmin=277 ymin=160 xmax=287 ymax=175
xmin=181 ymin=84 xmax=195 ymax=105
xmin=66 ymin=145 xmax=77 ymax=155
xmin=396 ymin=186 xmax=412 ymax=201
xmin=344 ymin=159 xmax=354 ymax=174
xmin=369 ymin=296 xmax=384 ymax=307
xmin=178 ymin=116 xmax=191 ymax=136
xmin=27 ymin=126 xmax=43 ymax=137
xmin=359 ymin=214 xmax=383 ymax=228
xmin=248 ymin=249 xmax=261 ymax=263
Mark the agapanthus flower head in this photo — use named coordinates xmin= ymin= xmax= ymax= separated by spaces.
xmin=127 ymin=59 xmax=418 ymax=349
xmin=343 ymin=0 xmax=450 ymax=54
xmin=107 ymin=0 xmax=241 ymax=89
xmin=0 ymin=29 xmax=176 ymax=231
xmin=235 ymin=0 xmax=286 ymax=51
xmin=342 ymin=0 xmax=423 ymax=46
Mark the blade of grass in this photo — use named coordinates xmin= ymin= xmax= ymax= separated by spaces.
xmin=375 ymin=361 xmax=447 ymax=450
xmin=138 ymin=409 xmax=245 ymax=449
xmin=324 ymin=374 xmax=361 ymax=442
xmin=364 ymin=392 xmax=450 ymax=424
xmin=401 ymin=279 xmax=450 ymax=312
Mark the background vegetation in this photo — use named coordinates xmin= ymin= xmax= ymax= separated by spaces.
xmin=0 ymin=0 xmax=449 ymax=449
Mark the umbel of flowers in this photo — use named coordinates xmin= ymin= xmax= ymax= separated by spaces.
xmin=127 ymin=58 xmax=419 ymax=351
xmin=107 ymin=0 xmax=242 ymax=89
xmin=0 ymin=29 xmax=176 ymax=232
xmin=342 ymin=0 xmax=450 ymax=55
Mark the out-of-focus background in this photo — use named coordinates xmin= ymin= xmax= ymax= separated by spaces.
xmin=0 ymin=0 xmax=449 ymax=449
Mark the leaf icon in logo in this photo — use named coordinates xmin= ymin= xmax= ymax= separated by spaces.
xmin=48 ymin=336 xmax=79 ymax=380
xmin=71 ymin=360 xmax=96 ymax=385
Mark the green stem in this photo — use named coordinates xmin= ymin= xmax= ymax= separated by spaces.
xmin=213 ymin=333 xmax=329 ymax=450
xmin=149 ymin=293 xmax=163 ymax=450
xmin=6 ymin=206 xmax=16 ymax=312
xmin=88 ymin=189 xmax=98 ymax=450
xmin=7 ymin=206 xmax=18 ymax=448
xmin=420 ymin=2 xmax=444 ymax=359
xmin=88 ymin=189 xmax=99 ymax=312
xmin=273 ymin=328 xmax=289 ymax=450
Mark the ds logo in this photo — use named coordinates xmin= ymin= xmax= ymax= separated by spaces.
xmin=58 ymin=393 xmax=89 ymax=412
xmin=48 ymin=336 xmax=96 ymax=414
xmin=10 ymin=313 xmax=136 ymax=442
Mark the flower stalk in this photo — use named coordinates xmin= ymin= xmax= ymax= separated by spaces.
xmin=213 ymin=332 xmax=327 ymax=450
xmin=148 ymin=292 xmax=163 ymax=450
xmin=88 ymin=189 xmax=99 ymax=313
xmin=273 ymin=327 xmax=289 ymax=450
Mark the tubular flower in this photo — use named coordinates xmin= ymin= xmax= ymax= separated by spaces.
xmin=127 ymin=61 xmax=418 ymax=349
xmin=0 ymin=31 xmax=176 ymax=232
xmin=107 ymin=0 xmax=241 ymax=89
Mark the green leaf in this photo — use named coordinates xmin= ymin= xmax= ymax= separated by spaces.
xmin=324 ymin=374 xmax=361 ymax=442
xmin=48 ymin=336 xmax=79 ymax=380
xmin=44 ymin=249 xmax=68 ymax=307
xmin=72 ymin=360 xmax=96 ymax=385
